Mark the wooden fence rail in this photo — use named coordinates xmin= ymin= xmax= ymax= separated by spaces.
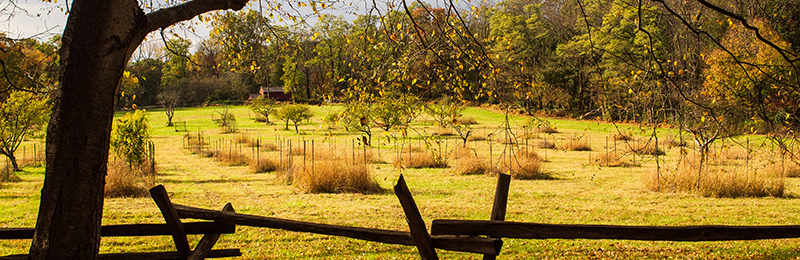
xmin=5 ymin=173 xmax=799 ymax=259
xmin=431 ymin=220 xmax=800 ymax=241
xmin=0 ymin=185 xmax=240 ymax=260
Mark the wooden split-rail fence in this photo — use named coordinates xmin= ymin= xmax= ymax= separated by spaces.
xmin=3 ymin=174 xmax=800 ymax=259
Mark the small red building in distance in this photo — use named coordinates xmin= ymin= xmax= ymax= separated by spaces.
xmin=253 ymin=86 xmax=292 ymax=101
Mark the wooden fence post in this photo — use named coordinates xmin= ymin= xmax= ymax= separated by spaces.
xmin=150 ymin=185 xmax=191 ymax=253
xmin=394 ymin=175 xmax=439 ymax=260
xmin=484 ymin=174 xmax=511 ymax=260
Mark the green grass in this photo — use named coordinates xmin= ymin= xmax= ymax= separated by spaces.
xmin=2 ymin=105 xmax=800 ymax=259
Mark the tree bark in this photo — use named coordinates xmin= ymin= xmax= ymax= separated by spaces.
xmin=29 ymin=1 xmax=248 ymax=259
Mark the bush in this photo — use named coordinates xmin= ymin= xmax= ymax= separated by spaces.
xmin=648 ymin=156 xmax=785 ymax=198
xmin=105 ymin=159 xmax=155 ymax=198
xmin=110 ymin=110 xmax=151 ymax=165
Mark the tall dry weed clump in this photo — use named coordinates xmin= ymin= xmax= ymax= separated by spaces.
xmin=214 ymin=150 xmax=249 ymax=166
xmin=450 ymin=146 xmax=487 ymax=175
xmin=563 ymin=138 xmax=592 ymax=151
xmin=593 ymin=153 xmax=636 ymax=167
xmin=283 ymin=147 xmax=383 ymax=194
xmin=105 ymin=159 xmax=156 ymax=198
xmin=250 ymin=157 xmax=280 ymax=173
xmin=648 ymin=155 xmax=785 ymax=198
xmin=627 ymin=140 xmax=665 ymax=156
xmin=488 ymin=149 xmax=551 ymax=180
xmin=395 ymin=149 xmax=448 ymax=169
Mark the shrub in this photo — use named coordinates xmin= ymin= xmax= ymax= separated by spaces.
xmin=110 ymin=110 xmax=151 ymax=166
xmin=648 ymin=156 xmax=785 ymax=198
xmin=105 ymin=159 xmax=155 ymax=198
xmin=452 ymin=156 xmax=487 ymax=175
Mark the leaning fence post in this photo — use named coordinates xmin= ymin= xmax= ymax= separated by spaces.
xmin=188 ymin=202 xmax=236 ymax=260
xmin=150 ymin=185 xmax=191 ymax=253
xmin=394 ymin=175 xmax=439 ymax=260
xmin=484 ymin=173 xmax=511 ymax=260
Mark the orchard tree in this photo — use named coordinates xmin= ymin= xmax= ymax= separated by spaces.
xmin=249 ymin=95 xmax=278 ymax=124
xmin=26 ymin=1 xmax=250 ymax=259
xmin=276 ymin=104 xmax=313 ymax=133
xmin=0 ymin=91 xmax=50 ymax=171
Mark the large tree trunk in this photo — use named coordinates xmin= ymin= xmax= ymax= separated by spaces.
xmin=30 ymin=2 xmax=144 ymax=259
xmin=29 ymin=1 xmax=248 ymax=259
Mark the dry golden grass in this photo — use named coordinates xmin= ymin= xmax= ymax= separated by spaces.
xmin=449 ymin=146 xmax=477 ymax=159
xmin=648 ymin=156 xmax=785 ymax=198
xmin=235 ymin=134 xmax=250 ymax=144
xmin=395 ymin=151 xmax=448 ymax=168
xmin=718 ymin=146 xmax=750 ymax=161
xmin=563 ymin=138 xmax=592 ymax=151
xmin=280 ymin=148 xmax=384 ymax=194
xmin=613 ymin=133 xmax=632 ymax=141
xmin=460 ymin=117 xmax=478 ymax=125
xmin=292 ymin=162 xmax=383 ymax=194
xmin=434 ymin=127 xmax=455 ymax=136
xmin=627 ymin=140 xmax=665 ymax=156
xmin=784 ymin=162 xmax=800 ymax=177
xmin=214 ymin=150 xmax=249 ymax=166
xmin=260 ymin=142 xmax=279 ymax=151
xmin=467 ymin=133 xmax=486 ymax=141
xmin=488 ymin=150 xmax=551 ymax=180
xmin=449 ymin=146 xmax=487 ymax=175
xmin=538 ymin=140 xmax=556 ymax=149
xmin=452 ymin=156 xmax=487 ymax=175
xmin=105 ymin=159 xmax=156 ymax=198
xmin=535 ymin=126 xmax=559 ymax=134
xmin=250 ymin=158 xmax=279 ymax=173
xmin=1 ymin=165 xmax=20 ymax=182
xmin=594 ymin=153 xmax=636 ymax=167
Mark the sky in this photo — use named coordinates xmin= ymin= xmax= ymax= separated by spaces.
xmin=1 ymin=0 xmax=476 ymax=54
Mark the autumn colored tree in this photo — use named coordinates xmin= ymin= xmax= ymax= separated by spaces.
xmin=0 ymin=91 xmax=50 ymax=171
xmin=27 ymin=1 xmax=250 ymax=259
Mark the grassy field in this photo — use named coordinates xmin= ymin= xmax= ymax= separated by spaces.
xmin=2 ymin=104 xmax=800 ymax=259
